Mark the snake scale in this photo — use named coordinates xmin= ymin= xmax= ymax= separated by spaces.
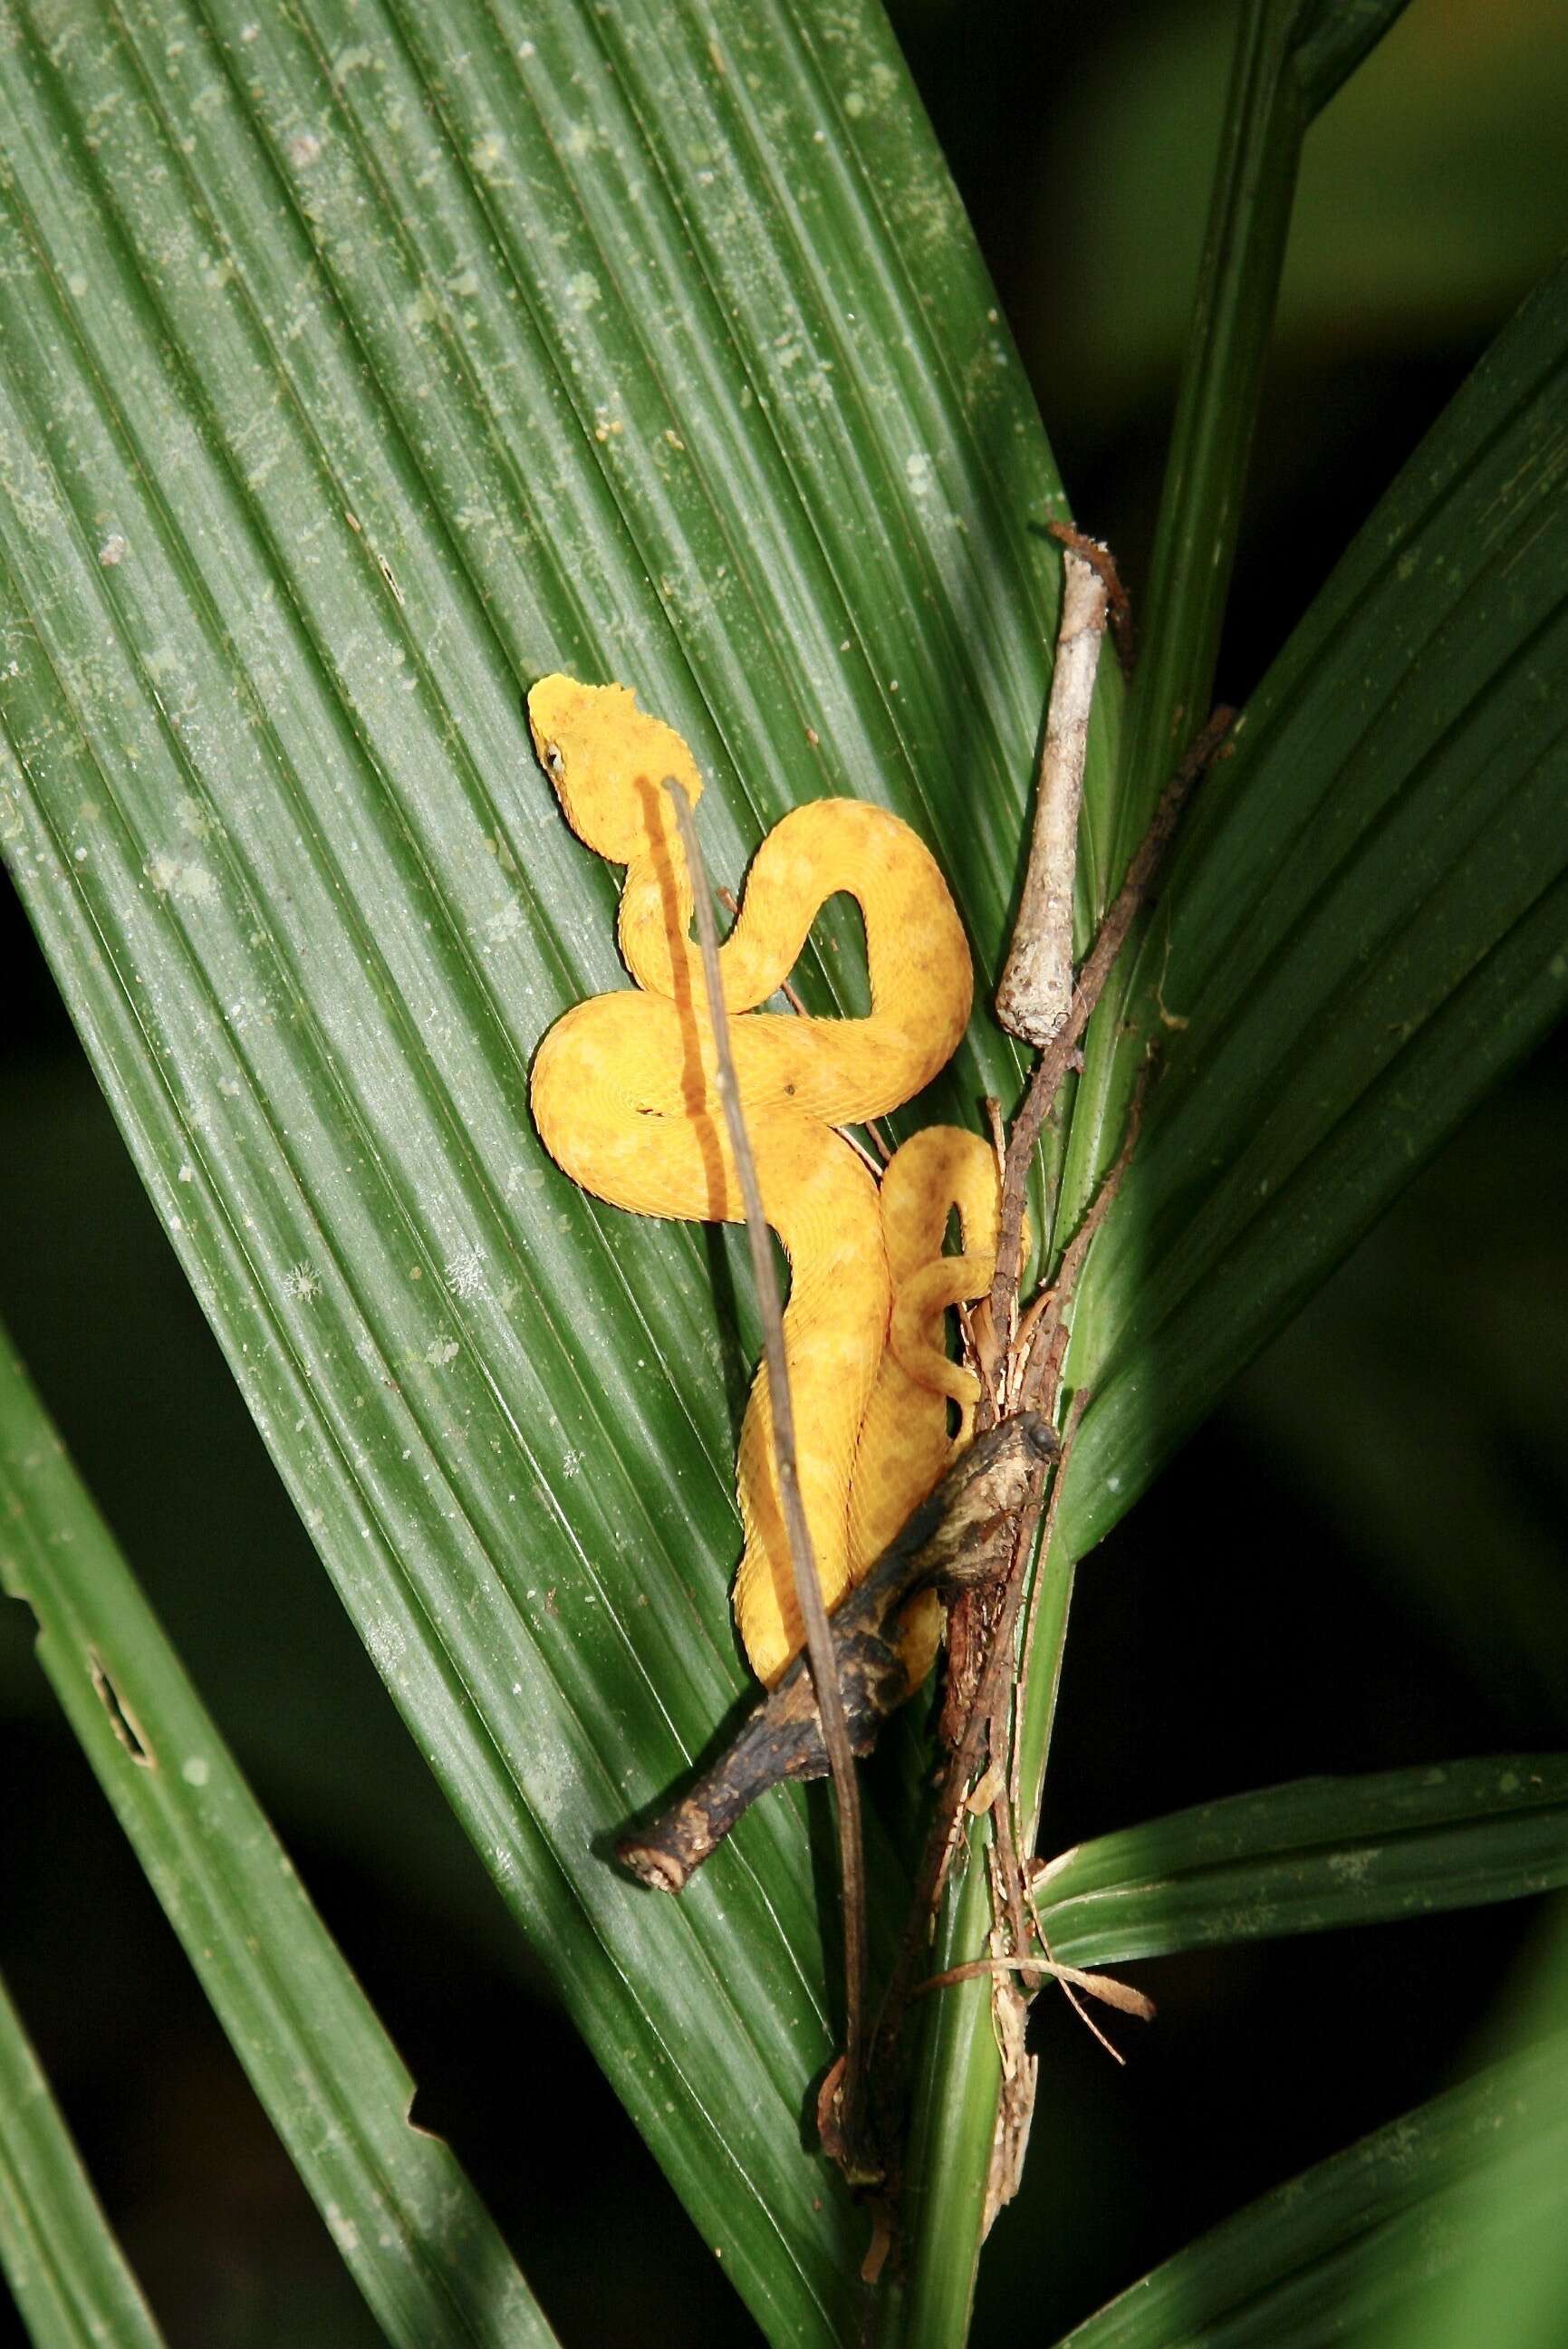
xmin=528 ymin=676 xmax=1009 ymax=1690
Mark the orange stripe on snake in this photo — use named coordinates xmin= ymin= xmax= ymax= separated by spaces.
xmin=528 ymin=677 xmax=1011 ymax=1690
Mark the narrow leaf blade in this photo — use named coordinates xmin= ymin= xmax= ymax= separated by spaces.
xmin=0 ymin=1332 xmax=558 ymax=2349
xmin=1034 ymin=1757 xmax=1568 ymax=1967
xmin=1053 ymin=2029 xmax=1568 ymax=2349
xmin=0 ymin=1967 xmax=166 ymax=2349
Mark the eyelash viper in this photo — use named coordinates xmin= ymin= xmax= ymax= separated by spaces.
xmin=527 ymin=675 xmax=1009 ymax=1690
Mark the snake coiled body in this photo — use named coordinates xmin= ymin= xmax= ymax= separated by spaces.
xmin=528 ymin=677 xmax=1003 ymax=1686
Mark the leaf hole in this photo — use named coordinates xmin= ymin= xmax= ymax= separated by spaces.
xmin=91 ymin=1650 xmax=153 ymax=1767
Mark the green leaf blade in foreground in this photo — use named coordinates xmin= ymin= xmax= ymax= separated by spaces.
xmin=1053 ymin=2028 xmax=1568 ymax=2349
xmin=0 ymin=1334 xmax=557 ymax=2349
xmin=1034 ymin=1757 xmax=1568 ymax=1967
xmin=0 ymin=1967 xmax=166 ymax=2349
xmin=0 ymin=2 xmax=1079 ymax=2335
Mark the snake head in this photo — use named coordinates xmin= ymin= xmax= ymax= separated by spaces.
xmin=527 ymin=673 xmax=705 ymax=866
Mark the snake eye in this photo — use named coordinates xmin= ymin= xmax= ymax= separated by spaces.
xmin=544 ymin=741 xmax=564 ymax=775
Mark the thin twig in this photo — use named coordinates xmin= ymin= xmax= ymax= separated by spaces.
xmin=911 ymin=1955 xmax=1155 ymax=2020
xmin=929 ymin=1459 xmax=1052 ymax=1913
xmin=981 ymin=1372 xmax=1091 ymax=2004
xmin=994 ymin=1073 xmax=1150 ymax=1910
xmin=668 ymin=781 xmax=871 ymax=2163
xmin=1005 ymin=1387 xmax=1090 ymax=1840
xmin=1055 ymin=1973 xmax=1130 ymax=2066
xmin=616 ymin=1418 xmax=1055 ymax=1893
xmin=986 ymin=1778 xmax=1038 ymax=1994
xmin=1046 ymin=520 xmax=1135 ymax=677
xmin=863 ymin=1457 xmax=1053 ymax=2163
xmin=988 ymin=703 xmax=1235 ymax=1343
xmin=1018 ymin=1064 xmax=1152 ymax=1416
xmin=835 ymin=1124 xmax=888 ymax=1179
xmin=996 ymin=551 xmax=1111 ymax=1047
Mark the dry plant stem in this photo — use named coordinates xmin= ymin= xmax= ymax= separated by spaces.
xmin=1005 ymin=1387 xmax=1090 ymax=1841
xmin=986 ymin=1786 xmax=1036 ymax=1996
xmin=912 ymin=1956 xmax=1155 ymax=2020
xmin=836 ymin=1125 xmax=888 ymax=1180
xmin=667 ymin=780 xmax=870 ymax=2158
xmin=995 ymin=550 xmax=1111 ymax=1048
xmin=929 ymin=1462 xmax=1051 ymax=1916
xmin=988 ymin=702 xmax=1236 ymax=1336
xmin=869 ymin=671 xmax=1227 ymax=2199
xmin=1017 ymin=1055 xmax=1152 ymax=1411
xmin=616 ymin=1419 xmax=1056 ymax=1892
xmin=982 ymin=1450 xmax=1079 ymax=1975
xmin=994 ymin=1075 xmax=1146 ymax=1929
xmin=1047 ymin=519 xmax=1135 ymax=676
xmin=863 ymin=1465 xmax=1052 ymax=2148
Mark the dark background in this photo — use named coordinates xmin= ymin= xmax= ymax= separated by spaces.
xmin=3 ymin=2 xmax=1566 ymax=2342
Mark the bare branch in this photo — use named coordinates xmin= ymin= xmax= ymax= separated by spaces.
xmin=1005 ymin=1388 xmax=1090 ymax=1844
xmin=616 ymin=1417 xmax=1056 ymax=1890
xmin=911 ymin=1955 xmax=1156 ymax=2022
xmin=996 ymin=550 xmax=1111 ymax=1047
xmin=989 ymin=703 xmax=1236 ymax=1340
xmin=1046 ymin=520 xmax=1135 ymax=676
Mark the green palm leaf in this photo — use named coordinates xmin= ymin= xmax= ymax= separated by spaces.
xmin=3 ymin=0 xmax=1566 ymax=2342
xmin=1035 ymin=1757 xmax=1568 ymax=1966
xmin=0 ymin=1331 xmax=556 ymax=2347
xmin=1053 ymin=2027 xmax=1568 ymax=2349
xmin=0 ymin=3 xmax=1063 ymax=2334
xmin=0 ymin=1968 xmax=165 ymax=2349
xmin=1053 ymin=1892 xmax=1568 ymax=2349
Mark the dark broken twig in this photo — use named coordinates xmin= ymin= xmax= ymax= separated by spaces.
xmin=616 ymin=1415 xmax=1058 ymax=1892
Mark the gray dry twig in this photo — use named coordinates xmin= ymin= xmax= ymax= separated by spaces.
xmin=666 ymin=779 xmax=872 ymax=2166
xmin=995 ymin=546 xmax=1112 ymax=1048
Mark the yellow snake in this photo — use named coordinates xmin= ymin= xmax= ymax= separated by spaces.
xmin=528 ymin=676 xmax=1006 ymax=1688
